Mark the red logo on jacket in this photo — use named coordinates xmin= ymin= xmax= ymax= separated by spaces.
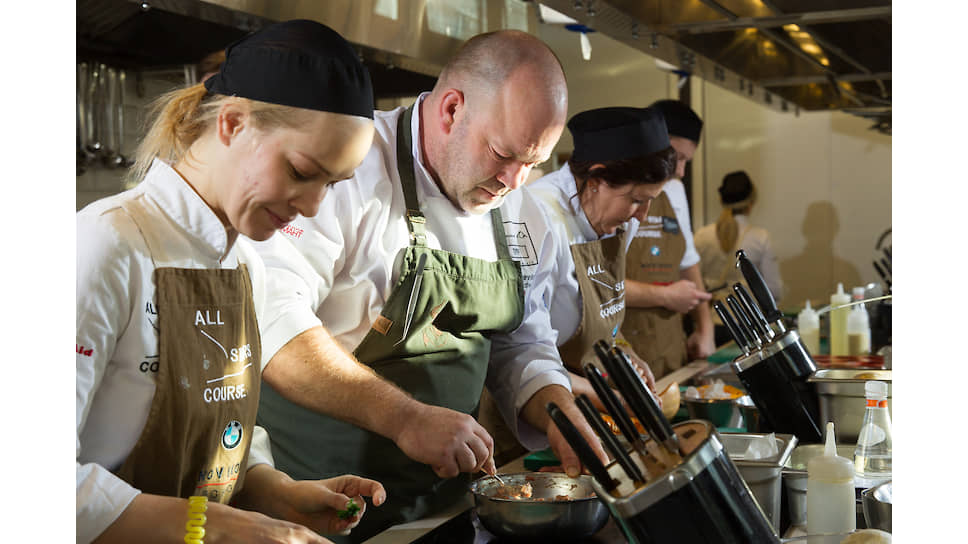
xmin=281 ymin=224 xmax=304 ymax=239
xmin=76 ymin=344 xmax=94 ymax=357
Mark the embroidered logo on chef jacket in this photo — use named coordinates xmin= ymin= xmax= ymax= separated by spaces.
xmin=650 ymin=246 xmax=661 ymax=256
xmin=221 ymin=420 xmax=243 ymax=450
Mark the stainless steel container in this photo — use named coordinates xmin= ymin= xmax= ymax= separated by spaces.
xmin=719 ymin=432 xmax=797 ymax=533
xmin=862 ymin=480 xmax=892 ymax=533
xmin=808 ymin=369 xmax=892 ymax=444
xmin=683 ymin=396 xmax=744 ymax=428
xmin=592 ymin=420 xmax=779 ymax=543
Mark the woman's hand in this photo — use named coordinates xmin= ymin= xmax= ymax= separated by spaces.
xmin=234 ymin=465 xmax=386 ymax=536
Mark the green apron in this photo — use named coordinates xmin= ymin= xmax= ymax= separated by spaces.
xmin=621 ymin=191 xmax=688 ymax=379
xmin=257 ymin=105 xmax=525 ymax=543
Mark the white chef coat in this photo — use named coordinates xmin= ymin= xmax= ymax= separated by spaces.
xmin=647 ymin=177 xmax=700 ymax=270
xmin=519 ymin=164 xmax=637 ymax=345
xmin=250 ymin=94 xmax=571 ymax=448
xmin=694 ymin=213 xmax=784 ymax=303
xmin=76 ymin=159 xmax=274 ymax=544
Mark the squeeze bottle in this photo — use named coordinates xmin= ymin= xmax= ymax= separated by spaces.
xmin=797 ymin=300 xmax=821 ymax=355
xmin=847 ymin=304 xmax=871 ymax=356
xmin=807 ymin=422 xmax=855 ymax=543
xmin=829 ymin=283 xmax=850 ymax=356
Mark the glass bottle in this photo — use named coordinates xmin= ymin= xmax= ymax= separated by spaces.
xmin=853 ymin=380 xmax=892 ymax=478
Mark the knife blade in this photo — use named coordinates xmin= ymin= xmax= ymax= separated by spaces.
xmin=575 ymin=394 xmax=646 ymax=484
xmin=735 ymin=249 xmax=786 ymax=332
xmin=395 ymin=253 xmax=428 ymax=346
xmin=733 ymin=283 xmax=775 ymax=342
xmin=546 ymin=402 xmax=617 ymax=492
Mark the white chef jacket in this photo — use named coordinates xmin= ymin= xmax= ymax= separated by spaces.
xmin=250 ymin=94 xmax=571 ymax=448
xmin=694 ymin=213 xmax=784 ymax=303
xmin=76 ymin=160 xmax=274 ymax=544
xmin=645 ymin=177 xmax=700 ymax=270
xmin=519 ymin=164 xmax=638 ymax=344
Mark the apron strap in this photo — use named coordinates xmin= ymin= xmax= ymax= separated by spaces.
xmin=396 ymin=105 xmax=427 ymax=248
xmin=395 ymin=103 xmax=511 ymax=260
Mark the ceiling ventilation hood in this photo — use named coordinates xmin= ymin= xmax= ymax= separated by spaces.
xmin=536 ymin=0 xmax=891 ymax=132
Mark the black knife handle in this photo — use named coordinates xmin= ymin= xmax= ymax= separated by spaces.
xmin=714 ymin=300 xmax=751 ymax=354
xmin=727 ymin=294 xmax=762 ymax=348
xmin=736 ymin=249 xmax=783 ymax=324
xmin=546 ymin=402 xmax=617 ymax=492
xmin=584 ymin=363 xmax=642 ymax=447
xmin=575 ymin=394 xmax=645 ymax=483
xmin=611 ymin=347 xmax=678 ymax=447
xmin=733 ymin=283 xmax=773 ymax=341
xmin=599 ymin=346 xmax=672 ymax=450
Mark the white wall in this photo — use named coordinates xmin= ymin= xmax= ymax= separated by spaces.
xmin=537 ymin=23 xmax=892 ymax=312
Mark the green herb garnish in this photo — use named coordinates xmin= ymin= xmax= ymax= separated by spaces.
xmin=337 ymin=498 xmax=360 ymax=520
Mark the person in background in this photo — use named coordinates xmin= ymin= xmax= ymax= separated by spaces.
xmin=76 ymin=20 xmax=385 ymax=544
xmin=514 ymin=106 xmax=674 ymax=408
xmin=694 ymin=170 xmax=783 ymax=346
xmin=249 ymin=30 xmax=606 ymax=542
xmin=622 ymin=99 xmax=715 ymax=379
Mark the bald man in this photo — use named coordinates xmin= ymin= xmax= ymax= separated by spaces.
xmin=250 ymin=30 xmax=604 ymax=541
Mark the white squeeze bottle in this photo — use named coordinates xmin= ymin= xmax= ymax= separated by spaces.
xmin=807 ymin=422 xmax=855 ymax=543
xmin=798 ymin=300 xmax=820 ymax=355
xmin=846 ymin=304 xmax=871 ymax=356
xmin=828 ymin=283 xmax=850 ymax=356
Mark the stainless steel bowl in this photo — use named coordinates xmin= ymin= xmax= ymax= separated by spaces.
xmin=735 ymin=395 xmax=767 ymax=432
xmin=862 ymin=480 xmax=892 ymax=532
xmin=469 ymin=472 xmax=609 ymax=540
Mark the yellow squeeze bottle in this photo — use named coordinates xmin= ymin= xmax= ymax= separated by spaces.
xmin=828 ymin=283 xmax=850 ymax=356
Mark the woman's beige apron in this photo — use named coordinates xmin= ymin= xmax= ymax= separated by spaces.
xmin=114 ymin=197 xmax=261 ymax=503
xmin=558 ymin=229 xmax=629 ymax=373
xmin=256 ymin=105 xmax=525 ymax=543
xmin=621 ymin=191 xmax=688 ymax=379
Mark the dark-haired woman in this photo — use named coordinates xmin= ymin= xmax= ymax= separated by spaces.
xmin=76 ymin=20 xmax=384 ymax=544
xmin=515 ymin=106 xmax=677 ymax=406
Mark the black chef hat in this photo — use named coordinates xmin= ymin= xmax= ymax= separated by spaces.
xmin=651 ymin=99 xmax=703 ymax=143
xmin=719 ymin=170 xmax=754 ymax=205
xmin=568 ymin=106 xmax=670 ymax=163
xmin=205 ymin=19 xmax=374 ymax=119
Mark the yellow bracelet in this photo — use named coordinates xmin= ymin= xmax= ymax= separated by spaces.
xmin=184 ymin=495 xmax=208 ymax=544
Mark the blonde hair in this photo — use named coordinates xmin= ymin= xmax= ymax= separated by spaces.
xmin=715 ymin=190 xmax=755 ymax=252
xmin=127 ymin=83 xmax=308 ymax=185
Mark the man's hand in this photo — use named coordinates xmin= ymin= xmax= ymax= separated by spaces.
xmin=661 ymin=279 xmax=712 ymax=314
xmin=522 ymin=385 xmax=607 ymax=478
xmin=392 ymin=402 xmax=496 ymax=478
xmin=275 ymin=474 xmax=387 ymax=536
xmin=686 ymin=327 xmax=716 ymax=360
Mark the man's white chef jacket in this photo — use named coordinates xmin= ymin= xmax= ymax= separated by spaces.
xmin=76 ymin=160 xmax=274 ymax=544
xmin=250 ymin=94 xmax=571 ymax=447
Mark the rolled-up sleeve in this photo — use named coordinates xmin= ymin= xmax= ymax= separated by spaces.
xmin=487 ymin=191 xmax=572 ymax=450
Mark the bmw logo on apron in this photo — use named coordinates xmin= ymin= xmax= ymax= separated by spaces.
xmin=222 ymin=420 xmax=243 ymax=450
xmin=650 ymin=245 xmax=660 ymax=256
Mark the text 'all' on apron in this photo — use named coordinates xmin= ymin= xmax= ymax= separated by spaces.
xmin=557 ymin=228 xmax=628 ymax=374
xmin=257 ymin=104 xmax=525 ymax=543
xmin=115 ymin=197 xmax=261 ymax=504
xmin=621 ymin=191 xmax=687 ymax=379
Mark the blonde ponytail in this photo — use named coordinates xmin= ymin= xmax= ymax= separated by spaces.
xmin=715 ymin=207 xmax=738 ymax=253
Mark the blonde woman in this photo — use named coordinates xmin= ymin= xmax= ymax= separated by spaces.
xmin=76 ymin=20 xmax=384 ymax=544
xmin=694 ymin=170 xmax=783 ymax=345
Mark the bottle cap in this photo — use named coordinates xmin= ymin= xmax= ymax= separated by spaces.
xmin=808 ymin=422 xmax=854 ymax=481
xmin=852 ymin=286 xmax=866 ymax=300
xmin=836 ymin=283 xmax=845 ymax=295
xmin=865 ymin=380 xmax=888 ymax=399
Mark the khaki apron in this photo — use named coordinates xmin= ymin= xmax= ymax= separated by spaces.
xmin=558 ymin=229 xmax=628 ymax=373
xmin=621 ymin=191 xmax=688 ymax=379
xmin=257 ymin=105 xmax=525 ymax=543
xmin=114 ymin=198 xmax=261 ymax=503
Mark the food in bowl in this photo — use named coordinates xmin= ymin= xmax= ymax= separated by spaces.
xmin=492 ymin=481 xmax=533 ymax=499
xmin=685 ymin=381 xmax=745 ymax=400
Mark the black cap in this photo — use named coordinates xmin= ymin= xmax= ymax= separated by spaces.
xmin=205 ymin=19 xmax=374 ymax=119
xmin=650 ymin=99 xmax=703 ymax=143
xmin=719 ymin=171 xmax=754 ymax=204
xmin=568 ymin=106 xmax=670 ymax=163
